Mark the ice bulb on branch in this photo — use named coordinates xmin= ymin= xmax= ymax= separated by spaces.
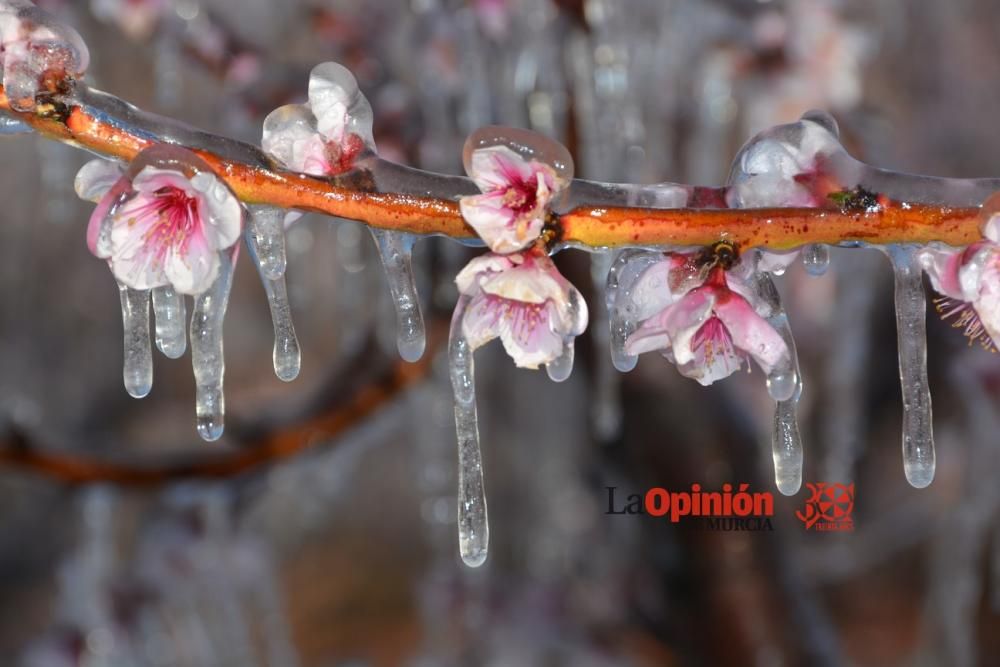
xmin=0 ymin=0 xmax=89 ymax=111
xmin=262 ymin=61 xmax=375 ymax=179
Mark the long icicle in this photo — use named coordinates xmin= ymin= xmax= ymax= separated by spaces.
xmin=151 ymin=286 xmax=187 ymax=359
xmin=887 ymin=244 xmax=935 ymax=488
xmin=118 ymin=283 xmax=153 ymax=399
xmin=755 ymin=270 xmax=803 ymax=495
xmin=449 ymin=296 xmax=489 ymax=567
xmin=247 ymin=208 xmax=300 ymax=382
xmin=590 ymin=252 xmax=622 ymax=438
xmin=190 ymin=251 xmax=235 ymax=442
xmin=371 ymin=229 xmax=426 ymax=363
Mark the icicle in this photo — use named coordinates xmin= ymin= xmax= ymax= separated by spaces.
xmin=259 ymin=270 xmax=300 ymax=383
xmin=152 ymin=286 xmax=187 ymax=359
xmin=247 ymin=208 xmax=300 ymax=382
xmin=370 ymin=229 xmax=426 ymax=363
xmin=246 ymin=206 xmax=287 ymax=281
xmin=450 ymin=297 xmax=488 ymax=567
xmin=190 ymin=252 xmax=235 ymax=442
xmin=118 ymin=283 xmax=153 ymax=399
xmin=802 ymin=244 xmax=831 ymax=276
xmin=754 ymin=269 xmax=803 ymax=495
xmin=887 ymin=245 xmax=935 ymax=488
xmin=773 ymin=382 xmax=804 ymax=497
xmin=590 ymin=252 xmax=622 ymax=439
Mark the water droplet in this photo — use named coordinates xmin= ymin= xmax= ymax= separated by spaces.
xmin=803 ymin=244 xmax=831 ymax=276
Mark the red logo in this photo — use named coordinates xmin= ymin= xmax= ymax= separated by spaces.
xmin=795 ymin=483 xmax=855 ymax=531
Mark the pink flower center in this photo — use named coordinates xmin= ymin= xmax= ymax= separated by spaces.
xmin=691 ymin=316 xmax=743 ymax=370
xmin=130 ymin=185 xmax=201 ymax=261
xmin=500 ymin=177 xmax=537 ymax=216
xmin=934 ymin=296 xmax=997 ymax=352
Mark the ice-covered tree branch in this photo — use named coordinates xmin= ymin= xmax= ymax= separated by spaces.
xmin=0 ymin=84 xmax=987 ymax=249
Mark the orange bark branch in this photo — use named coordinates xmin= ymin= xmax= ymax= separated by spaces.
xmin=0 ymin=86 xmax=984 ymax=249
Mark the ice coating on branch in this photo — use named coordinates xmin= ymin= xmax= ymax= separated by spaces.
xmin=262 ymin=61 xmax=374 ymax=178
xmin=118 ymin=283 xmax=153 ymax=398
xmin=151 ymin=285 xmax=186 ymax=358
xmin=191 ymin=250 xmax=235 ymax=441
xmin=460 ymin=126 xmax=572 ymax=254
xmin=0 ymin=0 xmax=89 ymax=111
xmin=370 ymin=229 xmax=426 ymax=362
xmin=888 ymin=245 xmax=936 ymax=488
xmin=454 ymin=250 xmax=587 ymax=371
xmin=621 ymin=250 xmax=791 ymax=390
xmin=76 ymin=146 xmax=243 ymax=296
xmin=450 ymin=296 xmax=489 ymax=567
xmin=726 ymin=110 xmax=843 ymax=209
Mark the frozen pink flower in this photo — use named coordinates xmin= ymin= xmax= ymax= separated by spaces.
xmin=261 ymin=62 xmax=371 ymax=178
xmin=625 ymin=259 xmax=790 ymax=386
xmin=455 ymin=250 xmax=587 ymax=369
xmin=76 ymin=159 xmax=242 ymax=295
xmin=920 ymin=242 xmax=1000 ymax=351
xmin=459 ymin=145 xmax=564 ymax=254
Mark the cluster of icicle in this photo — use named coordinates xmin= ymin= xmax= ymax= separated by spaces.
xmin=6 ymin=0 xmax=1000 ymax=569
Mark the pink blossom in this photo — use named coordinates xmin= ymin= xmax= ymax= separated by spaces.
xmin=77 ymin=160 xmax=243 ymax=295
xmin=261 ymin=63 xmax=369 ymax=179
xmin=919 ymin=242 xmax=1000 ymax=351
xmin=455 ymin=250 xmax=587 ymax=369
xmin=459 ymin=146 xmax=564 ymax=254
xmin=625 ymin=259 xmax=790 ymax=385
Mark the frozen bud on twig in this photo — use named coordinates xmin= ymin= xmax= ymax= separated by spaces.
xmin=623 ymin=248 xmax=791 ymax=389
xmin=262 ymin=61 xmax=374 ymax=179
xmin=726 ymin=110 xmax=844 ymax=209
xmin=455 ymin=249 xmax=587 ymax=372
xmin=75 ymin=145 xmax=243 ymax=296
xmin=460 ymin=126 xmax=572 ymax=254
xmin=0 ymin=0 xmax=89 ymax=110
